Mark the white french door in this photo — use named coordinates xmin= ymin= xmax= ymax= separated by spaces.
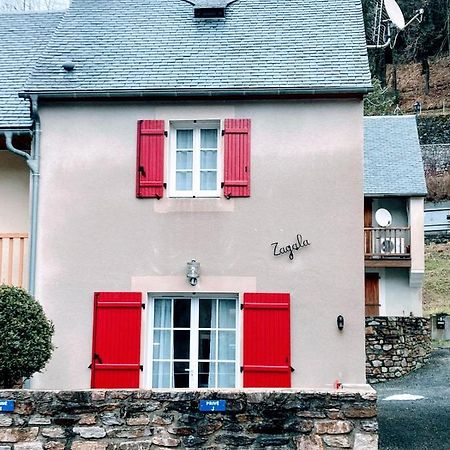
xmin=148 ymin=295 xmax=238 ymax=389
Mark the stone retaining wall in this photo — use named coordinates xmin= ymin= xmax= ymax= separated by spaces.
xmin=365 ymin=316 xmax=432 ymax=384
xmin=0 ymin=389 xmax=377 ymax=449
xmin=421 ymin=144 xmax=450 ymax=174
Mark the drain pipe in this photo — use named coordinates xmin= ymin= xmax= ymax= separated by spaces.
xmin=5 ymin=95 xmax=40 ymax=297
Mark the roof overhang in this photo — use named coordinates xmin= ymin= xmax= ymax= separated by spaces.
xmin=20 ymin=86 xmax=372 ymax=101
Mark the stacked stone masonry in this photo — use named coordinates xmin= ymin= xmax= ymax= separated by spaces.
xmin=0 ymin=390 xmax=377 ymax=449
xmin=365 ymin=316 xmax=432 ymax=384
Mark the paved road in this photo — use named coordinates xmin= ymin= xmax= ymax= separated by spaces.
xmin=376 ymin=348 xmax=450 ymax=450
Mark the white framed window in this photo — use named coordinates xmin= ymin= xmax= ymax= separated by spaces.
xmin=146 ymin=294 xmax=239 ymax=389
xmin=169 ymin=121 xmax=221 ymax=198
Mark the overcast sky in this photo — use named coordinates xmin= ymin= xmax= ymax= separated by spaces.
xmin=0 ymin=0 xmax=69 ymax=10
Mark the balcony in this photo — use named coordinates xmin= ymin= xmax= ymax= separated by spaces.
xmin=0 ymin=233 xmax=28 ymax=288
xmin=364 ymin=227 xmax=411 ymax=268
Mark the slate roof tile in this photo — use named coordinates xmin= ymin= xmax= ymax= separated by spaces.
xmin=0 ymin=11 xmax=64 ymax=128
xmin=364 ymin=116 xmax=427 ymax=197
xmin=23 ymin=0 xmax=372 ymax=95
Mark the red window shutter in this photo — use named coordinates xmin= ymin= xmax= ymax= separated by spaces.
xmin=91 ymin=292 xmax=142 ymax=388
xmin=243 ymin=293 xmax=291 ymax=388
xmin=136 ymin=120 xmax=165 ymax=199
xmin=223 ymin=118 xmax=251 ymax=198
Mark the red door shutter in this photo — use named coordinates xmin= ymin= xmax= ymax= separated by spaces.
xmin=136 ymin=120 xmax=165 ymax=199
xmin=91 ymin=292 xmax=142 ymax=388
xmin=223 ymin=118 xmax=251 ymax=198
xmin=243 ymin=293 xmax=291 ymax=387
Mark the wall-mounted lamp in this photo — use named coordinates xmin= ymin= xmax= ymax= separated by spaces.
xmin=186 ymin=260 xmax=200 ymax=286
xmin=337 ymin=315 xmax=345 ymax=331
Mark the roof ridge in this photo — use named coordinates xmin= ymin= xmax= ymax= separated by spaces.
xmin=0 ymin=10 xmax=66 ymax=16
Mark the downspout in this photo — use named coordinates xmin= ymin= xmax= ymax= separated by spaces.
xmin=4 ymin=95 xmax=40 ymax=297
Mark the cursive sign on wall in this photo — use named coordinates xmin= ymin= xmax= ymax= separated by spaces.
xmin=271 ymin=234 xmax=311 ymax=260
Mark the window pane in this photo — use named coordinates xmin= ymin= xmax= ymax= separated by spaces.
xmin=176 ymin=171 xmax=192 ymax=191
xmin=198 ymin=330 xmax=216 ymax=360
xmin=199 ymin=362 xmax=216 ymax=388
xmin=174 ymin=330 xmax=190 ymax=359
xmin=154 ymin=299 xmax=172 ymax=328
xmin=218 ymin=331 xmax=235 ymax=360
xmin=176 ymin=150 xmax=193 ymax=170
xmin=200 ymin=171 xmax=217 ymax=191
xmin=152 ymin=361 xmax=171 ymax=388
xmin=218 ymin=299 xmax=236 ymax=328
xmin=201 ymin=150 xmax=217 ymax=170
xmin=174 ymin=298 xmax=190 ymax=328
xmin=176 ymin=129 xmax=193 ymax=149
xmin=173 ymin=362 xmax=190 ymax=388
xmin=201 ymin=129 xmax=218 ymax=149
xmin=153 ymin=330 xmax=171 ymax=359
xmin=199 ymin=299 xmax=216 ymax=328
xmin=218 ymin=362 xmax=235 ymax=388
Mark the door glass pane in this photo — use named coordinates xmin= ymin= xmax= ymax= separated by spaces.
xmin=199 ymin=362 xmax=216 ymax=388
xmin=218 ymin=362 xmax=235 ymax=388
xmin=174 ymin=330 xmax=190 ymax=359
xmin=198 ymin=330 xmax=216 ymax=360
xmin=200 ymin=129 xmax=218 ymax=149
xmin=176 ymin=150 xmax=193 ymax=169
xmin=176 ymin=171 xmax=192 ymax=191
xmin=177 ymin=129 xmax=193 ymax=149
xmin=154 ymin=298 xmax=171 ymax=328
xmin=174 ymin=298 xmax=190 ymax=328
xmin=152 ymin=361 xmax=171 ymax=388
xmin=218 ymin=331 xmax=235 ymax=360
xmin=200 ymin=171 xmax=217 ymax=191
xmin=153 ymin=330 xmax=171 ymax=359
xmin=218 ymin=299 xmax=236 ymax=328
xmin=199 ymin=299 xmax=216 ymax=328
xmin=173 ymin=362 xmax=190 ymax=388
xmin=200 ymin=149 xmax=217 ymax=170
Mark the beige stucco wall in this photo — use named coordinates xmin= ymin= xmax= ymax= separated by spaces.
xmin=32 ymin=99 xmax=366 ymax=390
xmin=0 ymin=150 xmax=29 ymax=232
xmin=409 ymin=197 xmax=425 ymax=288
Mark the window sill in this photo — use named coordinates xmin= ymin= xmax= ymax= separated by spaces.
xmin=154 ymin=197 xmax=235 ymax=214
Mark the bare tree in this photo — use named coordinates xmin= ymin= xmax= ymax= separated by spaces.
xmin=0 ymin=0 xmax=69 ymax=10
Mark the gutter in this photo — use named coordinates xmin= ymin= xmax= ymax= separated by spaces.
xmin=2 ymin=96 xmax=40 ymax=297
xmin=19 ymin=85 xmax=372 ymax=100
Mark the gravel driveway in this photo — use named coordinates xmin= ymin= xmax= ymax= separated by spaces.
xmin=375 ymin=348 xmax=450 ymax=450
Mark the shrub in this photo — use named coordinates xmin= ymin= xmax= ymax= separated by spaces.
xmin=0 ymin=285 xmax=54 ymax=388
xmin=426 ymin=171 xmax=450 ymax=202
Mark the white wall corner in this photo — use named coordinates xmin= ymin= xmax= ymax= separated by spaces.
xmin=409 ymin=270 xmax=424 ymax=288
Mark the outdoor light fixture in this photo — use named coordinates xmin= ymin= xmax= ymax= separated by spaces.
xmin=186 ymin=260 xmax=200 ymax=286
xmin=337 ymin=315 xmax=345 ymax=331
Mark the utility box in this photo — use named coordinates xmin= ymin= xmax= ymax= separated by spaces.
xmin=431 ymin=314 xmax=450 ymax=341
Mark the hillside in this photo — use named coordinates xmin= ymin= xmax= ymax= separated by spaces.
xmin=387 ymin=56 xmax=450 ymax=113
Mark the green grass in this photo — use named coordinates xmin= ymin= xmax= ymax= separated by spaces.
xmin=423 ymin=242 xmax=450 ymax=316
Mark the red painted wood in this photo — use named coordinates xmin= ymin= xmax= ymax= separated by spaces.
xmin=243 ymin=293 xmax=291 ymax=387
xmin=223 ymin=118 xmax=251 ymax=198
xmin=136 ymin=120 xmax=165 ymax=198
xmin=91 ymin=292 xmax=142 ymax=388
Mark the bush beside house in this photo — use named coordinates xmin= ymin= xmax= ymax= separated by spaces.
xmin=0 ymin=285 xmax=53 ymax=388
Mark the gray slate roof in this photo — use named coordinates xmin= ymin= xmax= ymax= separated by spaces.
xmin=364 ymin=116 xmax=427 ymax=197
xmin=23 ymin=0 xmax=371 ymax=97
xmin=0 ymin=11 xmax=63 ymax=128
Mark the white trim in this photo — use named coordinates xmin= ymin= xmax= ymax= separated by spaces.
xmin=145 ymin=293 xmax=239 ymax=389
xmin=168 ymin=120 xmax=221 ymax=198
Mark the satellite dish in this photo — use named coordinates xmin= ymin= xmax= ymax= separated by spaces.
xmin=375 ymin=208 xmax=392 ymax=227
xmin=384 ymin=0 xmax=406 ymax=30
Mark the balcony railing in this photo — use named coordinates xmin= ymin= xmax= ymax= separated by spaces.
xmin=0 ymin=233 xmax=28 ymax=288
xmin=364 ymin=227 xmax=411 ymax=259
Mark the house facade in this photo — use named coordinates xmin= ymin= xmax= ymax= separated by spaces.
xmin=3 ymin=0 xmax=374 ymax=391
xmin=364 ymin=115 xmax=427 ymax=317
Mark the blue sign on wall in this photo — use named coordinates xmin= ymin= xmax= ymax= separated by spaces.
xmin=199 ymin=399 xmax=226 ymax=412
xmin=0 ymin=400 xmax=15 ymax=412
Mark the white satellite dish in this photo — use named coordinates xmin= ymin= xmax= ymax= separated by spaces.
xmin=375 ymin=208 xmax=392 ymax=227
xmin=384 ymin=0 xmax=406 ymax=30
